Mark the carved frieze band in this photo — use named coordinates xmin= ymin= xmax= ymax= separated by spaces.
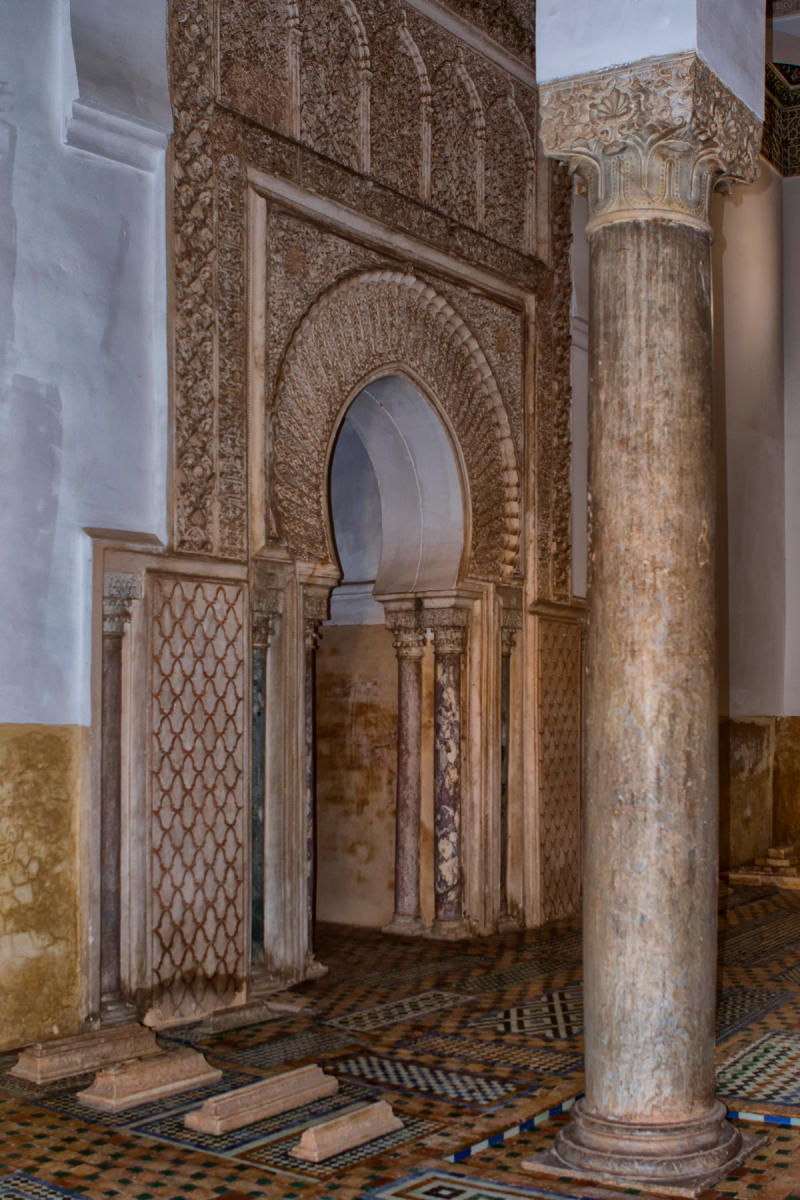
xmin=539 ymin=52 xmax=762 ymax=233
xmin=272 ymin=269 xmax=520 ymax=582
xmin=103 ymin=572 xmax=143 ymax=637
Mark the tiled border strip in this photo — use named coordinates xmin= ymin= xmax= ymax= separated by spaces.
xmin=728 ymin=1109 xmax=800 ymax=1127
xmin=445 ymin=1094 xmax=583 ymax=1162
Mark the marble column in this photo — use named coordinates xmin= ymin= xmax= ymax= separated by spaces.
xmin=428 ymin=609 xmax=469 ymax=938
xmin=498 ymin=616 xmax=520 ymax=929
xmin=251 ymin=592 xmax=280 ymax=963
xmin=303 ymin=589 xmax=328 ymax=975
xmin=100 ymin=571 xmax=141 ymax=1024
xmin=382 ymin=606 xmax=426 ymax=935
xmin=523 ymin=55 xmax=763 ymax=1193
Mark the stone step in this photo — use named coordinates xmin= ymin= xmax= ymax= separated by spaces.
xmin=290 ymin=1101 xmax=402 ymax=1163
xmin=11 ymin=1023 xmax=159 ymax=1084
xmin=76 ymin=1048 xmax=221 ymax=1112
xmin=184 ymin=1064 xmax=338 ymax=1134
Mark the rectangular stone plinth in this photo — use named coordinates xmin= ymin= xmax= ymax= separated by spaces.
xmin=76 ymin=1048 xmax=221 ymax=1112
xmin=521 ymin=1130 xmax=767 ymax=1198
xmin=11 ymin=1023 xmax=159 ymax=1084
xmin=184 ymin=1065 xmax=338 ymax=1133
xmin=290 ymin=1100 xmax=402 ymax=1163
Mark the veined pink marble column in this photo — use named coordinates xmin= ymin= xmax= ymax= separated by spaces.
xmin=99 ymin=572 xmax=141 ymax=1025
xmin=303 ymin=587 xmax=329 ymax=978
xmin=429 ymin=609 xmax=470 ymax=939
xmin=383 ymin=609 xmax=426 ymax=935
xmin=525 ymin=53 xmax=763 ymax=1193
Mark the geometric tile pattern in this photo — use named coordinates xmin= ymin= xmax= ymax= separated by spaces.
xmin=401 ymin=1036 xmax=582 ymax=1074
xmin=324 ymin=991 xmax=471 ymax=1032
xmin=537 ymin=619 xmax=581 ymax=923
xmin=718 ymin=912 xmax=800 ymax=966
xmin=149 ymin=576 xmax=248 ymax=1012
xmin=178 ymin=1028 xmax=356 ymax=1069
xmin=715 ymin=987 xmax=792 ymax=1040
xmin=365 ymin=1167 xmax=579 ymax=1199
xmin=716 ymin=1033 xmax=800 ymax=1105
xmin=0 ymin=1178 xmax=90 ymax=1200
xmin=468 ymin=987 xmax=583 ymax=1039
xmin=327 ymin=1055 xmax=518 ymax=1105
xmin=774 ymin=962 xmax=800 ymax=986
xmin=449 ymin=960 xmax=575 ymax=993
xmin=237 ymin=1113 xmax=440 ymax=1179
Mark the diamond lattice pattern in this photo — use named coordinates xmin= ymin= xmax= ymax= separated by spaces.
xmin=538 ymin=618 xmax=581 ymax=921
xmin=149 ymin=575 xmax=247 ymax=996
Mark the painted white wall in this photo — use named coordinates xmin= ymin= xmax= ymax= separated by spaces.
xmin=712 ymin=161 xmax=785 ymax=718
xmin=537 ymin=0 xmax=764 ymax=118
xmin=783 ymin=176 xmax=800 ymax=714
xmin=0 ymin=0 xmax=170 ymax=726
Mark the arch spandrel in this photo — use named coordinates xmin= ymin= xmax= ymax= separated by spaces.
xmin=271 ymin=269 xmax=521 ymax=582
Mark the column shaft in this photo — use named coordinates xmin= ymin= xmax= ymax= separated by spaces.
xmin=430 ymin=621 xmax=468 ymax=935
xmin=99 ymin=632 xmax=123 ymax=1003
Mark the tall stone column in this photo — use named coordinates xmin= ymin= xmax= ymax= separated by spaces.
xmin=303 ymin=588 xmax=328 ymax=976
xmin=526 ymin=54 xmax=762 ymax=1192
xmin=100 ymin=571 xmax=142 ymax=1023
xmin=498 ymin=612 xmax=521 ymax=928
xmin=428 ymin=605 xmax=470 ymax=938
xmin=382 ymin=605 xmax=426 ymax=935
xmin=251 ymin=589 xmax=281 ymax=964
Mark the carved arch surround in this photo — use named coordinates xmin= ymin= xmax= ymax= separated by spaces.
xmin=272 ymin=270 xmax=521 ymax=581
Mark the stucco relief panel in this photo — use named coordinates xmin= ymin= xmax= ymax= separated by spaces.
xmin=148 ymin=575 xmax=247 ymax=1016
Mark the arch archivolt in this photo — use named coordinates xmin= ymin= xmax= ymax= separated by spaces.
xmin=271 ymin=269 xmax=520 ymax=581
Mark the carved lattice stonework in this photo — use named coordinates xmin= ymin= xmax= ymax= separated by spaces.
xmin=538 ymin=617 xmax=581 ymax=922
xmin=271 ymin=269 xmax=520 ymax=581
xmin=149 ymin=575 xmax=247 ymax=1014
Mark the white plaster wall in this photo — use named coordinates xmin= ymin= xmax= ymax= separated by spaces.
xmin=537 ymin=0 xmax=764 ymax=118
xmin=0 ymin=0 xmax=170 ymax=725
xmin=783 ymin=176 xmax=800 ymax=714
xmin=712 ymin=161 xmax=785 ymax=718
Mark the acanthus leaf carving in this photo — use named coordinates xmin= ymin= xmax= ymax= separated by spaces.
xmin=539 ymin=52 xmax=762 ymax=232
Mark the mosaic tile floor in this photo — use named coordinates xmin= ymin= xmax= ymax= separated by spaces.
xmin=5 ymin=888 xmax=800 ymax=1199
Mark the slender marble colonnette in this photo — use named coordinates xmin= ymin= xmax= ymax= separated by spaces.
xmin=302 ymin=588 xmax=328 ymax=971
xmin=528 ymin=52 xmax=762 ymax=1192
xmin=428 ymin=606 xmax=470 ymax=937
xmin=100 ymin=571 xmax=141 ymax=1022
xmin=383 ymin=605 xmax=426 ymax=934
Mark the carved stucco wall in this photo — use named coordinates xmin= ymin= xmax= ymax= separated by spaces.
xmin=167 ymin=0 xmax=573 ymax=604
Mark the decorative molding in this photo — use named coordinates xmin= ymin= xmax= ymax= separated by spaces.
xmin=65 ymin=100 xmax=168 ymax=173
xmin=103 ymin=572 xmax=143 ymax=636
xmin=539 ymin=52 xmax=762 ymax=233
xmin=271 ymin=269 xmax=520 ymax=582
xmin=764 ymin=62 xmax=800 ymax=176
xmin=402 ymin=0 xmax=535 ymax=88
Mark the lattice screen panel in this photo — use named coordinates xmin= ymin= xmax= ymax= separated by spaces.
xmin=148 ymin=574 xmax=247 ymax=1017
xmin=538 ymin=617 xmax=582 ymax=922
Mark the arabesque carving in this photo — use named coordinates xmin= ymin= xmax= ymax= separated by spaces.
xmin=271 ymin=269 xmax=520 ymax=581
xmin=539 ymin=52 xmax=762 ymax=232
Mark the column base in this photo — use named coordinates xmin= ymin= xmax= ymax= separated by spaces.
xmin=496 ymin=912 xmax=523 ymax=932
xmin=304 ymin=956 xmax=329 ymax=980
xmin=522 ymin=1100 xmax=765 ymax=1198
xmin=382 ymin=914 xmax=427 ymax=936
xmin=425 ymin=916 xmax=470 ymax=940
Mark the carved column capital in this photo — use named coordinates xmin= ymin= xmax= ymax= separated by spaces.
xmin=253 ymin=588 xmax=283 ymax=650
xmin=303 ymin=590 xmax=329 ymax=653
xmin=501 ymin=612 xmax=522 ymax=656
xmin=384 ymin=610 xmax=427 ymax=660
xmin=103 ymin=572 xmax=142 ymax=636
xmin=539 ymin=52 xmax=762 ymax=234
xmin=429 ymin=616 xmax=469 ymax=659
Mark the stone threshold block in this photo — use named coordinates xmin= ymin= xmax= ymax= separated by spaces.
xmin=290 ymin=1100 xmax=402 ymax=1163
xmin=77 ymin=1048 xmax=221 ymax=1112
xmin=185 ymin=1064 xmax=338 ymax=1133
xmin=522 ymin=1130 xmax=767 ymax=1198
xmin=11 ymin=1023 xmax=159 ymax=1084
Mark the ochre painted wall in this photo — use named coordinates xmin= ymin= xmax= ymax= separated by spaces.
xmin=315 ymin=625 xmax=436 ymax=928
xmin=0 ymin=725 xmax=84 ymax=1050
